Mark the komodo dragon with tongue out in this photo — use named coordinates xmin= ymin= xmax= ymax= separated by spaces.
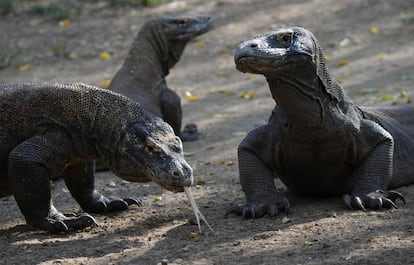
xmin=109 ymin=15 xmax=213 ymax=142
xmin=0 ymin=82 xmax=193 ymax=232
xmin=227 ymin=27 xmax=414 ymax=218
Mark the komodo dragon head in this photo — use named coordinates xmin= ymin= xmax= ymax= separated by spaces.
xmin=143 ymin=15 xmax=213 ymax=70
xmin=234 ymin=26 xmax=344 ymax=102
xmin=109 ymin=115 xmax=193 ymax=192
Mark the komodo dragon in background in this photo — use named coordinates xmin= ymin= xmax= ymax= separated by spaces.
xmin=227 ymin=27 xmax=414 ymax=218
xmin=109 ymin=15 xmax=213 ymax=142
xmin=0 ymin=82 xmax=193 ymax=232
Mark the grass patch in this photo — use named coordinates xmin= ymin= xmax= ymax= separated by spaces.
xmin=27 ymin=3 xmax=70 ymax=20
xmin=0 ymin=0 xmax=18 ymax=15
xmin=103 ymin=0 xmax=166 ymax=6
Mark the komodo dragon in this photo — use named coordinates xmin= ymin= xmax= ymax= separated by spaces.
xmin=0 ymin=82 xmax=193 ymax=232
xmin=227 ymin=27 xmax=414 ymax=218
xmin=109 ymin=15 xmax=213 ymax=141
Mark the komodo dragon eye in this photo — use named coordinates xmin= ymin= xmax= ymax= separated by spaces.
xmin=280 ymin=33 xmax=292 ymax=43
xmin=145 ymin=138 xmax=162 ymax=157
xmin=177 ymin=19 xmax=188 ymax=27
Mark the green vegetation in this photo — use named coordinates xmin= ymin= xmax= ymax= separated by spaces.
xmin=103 ymin=0 xmax=166 ymax=6
xmin=0 ymin=0 xmax=18 ymax=15
xmin=27 ymin=3 xmax=70 ymax=20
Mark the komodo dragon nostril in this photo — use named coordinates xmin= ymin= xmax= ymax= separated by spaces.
xmin=171 ymin=168 xmax=182 ymax=177
xmin=250 ymin=43 xmax=258 ymax=48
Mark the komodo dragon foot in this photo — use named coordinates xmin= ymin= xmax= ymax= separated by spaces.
xmin=76 ymin=191 xmax=142 ymax=214
xmin=180 ymin=123 xmax=199 ymax=141
xmin=343 ymin=190 xmax=405 ymax=210
xmin=225 ymin=194 xmax=290 ymax=218
xmin=28 ymin=210 xmax=97 ymax=233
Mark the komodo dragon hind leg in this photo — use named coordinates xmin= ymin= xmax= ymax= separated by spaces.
xmin=7 ymin=133 xmax=96 ymax=233
xmin=63 ymin=161 xmax=142 ymax=214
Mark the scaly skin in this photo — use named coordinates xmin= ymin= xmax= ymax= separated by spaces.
xmin=109 ymin=15 xmax=213 ymax=142
xmin=227 ymin=27 xmax=413 ymax=219
xmin=0 ymin=82 xmax=193 ymax=232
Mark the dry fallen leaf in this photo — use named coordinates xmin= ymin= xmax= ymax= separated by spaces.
xmin=188 ymin=232 xmax=199 ymax=239
xmin=59 ymin=19 xmax=70 ymax=27
xmin=16 ymin=64 xmax=32 ymax=71
xmin=324 ymin=54 xmax=331 ymax=61
xmin=193 ymin=42 xmax=204 ymax=49
xmin=154 ymin=196 xmax=162 ymax=202
xmin=184 ymin=91 xmax=200 ymax=101
xmin=337 ymin=60 xmax=349 ymax=67
xmin=99 ymin=52 xmax=111 ymax=60
xmin=247 ymin=74 xmax=255 ymax=81
xmin=215 ymin=70 xmax=230 ymax=78
xmin=219 ymin=159 xmax=235 ymax=166
xmin=240 ymin=91 xmax=257 ymax=99
xmin=370 ymin=26 xmax=379 ymax=34
xmin=213 ymin=113 xmax=232 ymax=119
xmin=101 ymin=80 xmax=111 ymax=88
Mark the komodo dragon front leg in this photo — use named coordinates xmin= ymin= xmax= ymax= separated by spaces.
xmin=226 ymin=125 xmax=289 ymax=218
xmin=7 ymin=129 xmax=139 ymax=232
xmin=62 ymin=162 xmax=142 ymax=214
xmin=344 ymin=120 xmax=405 ymax=210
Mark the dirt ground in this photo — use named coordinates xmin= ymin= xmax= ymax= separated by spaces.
xmin=1 ymin=0 xmax=414 ymax=264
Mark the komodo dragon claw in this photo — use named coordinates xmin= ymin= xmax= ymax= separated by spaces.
xmin=29 ymin=213 xmax=97 ymax=233
xmin=343 ymin=190 xmax=405 ymax=210
xmin=225 ymin=196 xmax=290 ymax=219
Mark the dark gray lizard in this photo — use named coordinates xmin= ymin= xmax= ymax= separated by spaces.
xmin=109 ymin=15 xmax=213 ymax=141
xmin=0 ymin=82 xmax=193 ymax=232
xmin=227 ymin=27 xmax=413 ymax=218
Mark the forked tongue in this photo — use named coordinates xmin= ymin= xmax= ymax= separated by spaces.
xmin=184 ymin=186 xmax=214 ymax=233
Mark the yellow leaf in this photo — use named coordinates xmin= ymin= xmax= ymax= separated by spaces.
xmin=219 ymin=159 xmax=235 ymax=166
xmin=215 ymin=70 xmax=230 ymax=78
xmin=324 ymin=54 xmax=331 ymax=61
xmin=367 ymin=236 xmax=375 ymax=243
xmin=193 ymin=42 xmax=204 ymax=49
xmin=59 ymin=19 xmax=71 ymax=27
xmin=188 ymin=232 xmax=199 ymax=239
xmin=16 ymin=64 xmax=32 ymax=71
xmin=196 ymin=179 xmax=207 ymax=185
xmin=370 ymin=27 xmax=379 ymax=34
xmin=337 ymin=60 xmax=349 ymax=67
xmin=154 ymin=196 xmax=162 ymax=201
xmin=247 ymin=74 xmax=255 ymax=81
xmin=240 ymin=91 xmax=257 ymax=99
xmin=101 ymin=80 xmax=111 ymax=88
xmin=99 ymin=52 xmax=111 ymax=60
xmin=184 ymin=91 xmax=200 ymax=101
xmin=376 ymin=53 xmax=385 ymax=60
xmin=213 ymin=113 xmax=232 ymax=119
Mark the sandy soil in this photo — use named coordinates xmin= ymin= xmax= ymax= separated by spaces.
xmin=1 ymin=0 xmax=414 ymax=264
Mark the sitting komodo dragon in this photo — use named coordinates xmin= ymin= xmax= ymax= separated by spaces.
xmin=227 ymin=27 xmax=414 ymax=218
xmin=0 ymin=82 xmax=193 ymax=232
xmin=109 ymin=15 xmax=213 ymax=141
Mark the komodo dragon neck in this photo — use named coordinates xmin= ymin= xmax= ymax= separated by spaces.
xmin=108 ymin=21 xmax=172 ymax=107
